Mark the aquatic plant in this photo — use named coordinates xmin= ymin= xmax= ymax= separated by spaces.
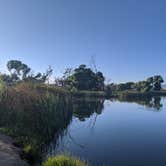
xmin=43 ymin=155 xmax=89 ymax=166
xmin=0 ymin=82 xmax=73 ymax=163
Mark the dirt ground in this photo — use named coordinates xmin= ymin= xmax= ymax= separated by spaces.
xmin=0 ymin=133 xmax=29 ymax=166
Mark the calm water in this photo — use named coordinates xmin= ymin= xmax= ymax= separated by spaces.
xmin=48 ymin=97 xmax=166 ymax=166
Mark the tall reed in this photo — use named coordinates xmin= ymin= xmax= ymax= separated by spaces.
xmin=0 ymin=82 xmax=73 ymax=163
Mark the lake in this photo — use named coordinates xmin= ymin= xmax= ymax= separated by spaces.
xmin=48 ymin=97 xmax=166 ymax=166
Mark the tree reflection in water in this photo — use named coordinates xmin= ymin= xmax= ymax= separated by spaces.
xmin=117 ymin=96 xmax=163 ymax=111
xmin=48 ymin=96 xmax=164 ymax=158
xmin=72 ymin=98 xmax=105 ymax=121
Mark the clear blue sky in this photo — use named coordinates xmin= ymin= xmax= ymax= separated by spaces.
xmin=0 ymin=0 xmax=166 ymax=83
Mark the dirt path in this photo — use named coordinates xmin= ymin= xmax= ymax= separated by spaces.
xmin=0 ymin=133 xmax=29 ymax=166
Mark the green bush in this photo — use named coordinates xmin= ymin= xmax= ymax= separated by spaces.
xmin=43 ymin=155 xmax=89 ymax=166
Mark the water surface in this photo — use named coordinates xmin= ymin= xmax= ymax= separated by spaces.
xmin=49 ymin=97 xmax=166 ymax=166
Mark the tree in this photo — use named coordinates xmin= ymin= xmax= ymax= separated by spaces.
xmin=106 ymin=75 xmax=164 ymax=95
xmin=59 ymin=68 xmax=73 ymax=88
xmin=7 ymin=60 xmax=22 ymax=75
xmin=153 ymin=75 xmax=164 ymax=90
xmin=145 ymin=77 xmax=154 ymax=91
xmin=95 ymin=71 xmax=105 ymax=91
xmin=65 ymin=64 xmax=105 ymax=91
xmin=4 ymin=60 xmax=53 ymax=84
xmin=7 ymin=60 xmax=31 ymax=80
xmin=19 ymin=64 xmax=31 ymax=79
xmin=41 ymin=66 xmax=53 ymax=83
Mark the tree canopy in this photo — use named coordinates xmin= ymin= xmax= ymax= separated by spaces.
xmin=107 ymin=75 xmax=164 ymax=93
xmin=0 ymin=60 xmax=164 ymax=94
xmin=64 ymin=64 xmax=105 ymax=91
xmin=1 ymin=60 xmax=53 ymax=84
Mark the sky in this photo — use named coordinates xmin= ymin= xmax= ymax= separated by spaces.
xmin=0 ymin=0 xmax=166 ymax=83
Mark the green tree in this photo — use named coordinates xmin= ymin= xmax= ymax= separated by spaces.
xmin=7 ymin=60 xmax=31 ymax=80
xmin=95 ymin=71 xmax=105 ymax=90
xmin=5 ymin=60 xmax=53 ymax=84
xmin=66 ymin=64 xmax=105 ymax=91
xmin=153 ymin=75 xmax=164 ymax=90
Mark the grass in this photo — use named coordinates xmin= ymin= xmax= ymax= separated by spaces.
xmin=0 ymin=81 xmax=106 ymax=164
xmin=0 ymin=81 xmax=73 ymax=164
xmin=43 ymin=155 xmax=89 ymax=166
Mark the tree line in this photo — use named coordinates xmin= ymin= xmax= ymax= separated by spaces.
xmin=0 ymin=60 xmax=164 ymax=93
xmin=106 ymin=75 xmax=164 ymax=94
xmin=0 ymin=60 xmax=105 ymax=91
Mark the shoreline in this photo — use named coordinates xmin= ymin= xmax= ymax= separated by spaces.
xmin=0 ymin=133 xmax=30 ymax=166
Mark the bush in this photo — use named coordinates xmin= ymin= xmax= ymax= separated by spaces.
xmin=43 ymin=155 xmax=89 ymax=166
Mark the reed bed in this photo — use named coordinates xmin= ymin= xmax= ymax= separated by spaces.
xmin=0 ymin=82 xmax=73 ymax=163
